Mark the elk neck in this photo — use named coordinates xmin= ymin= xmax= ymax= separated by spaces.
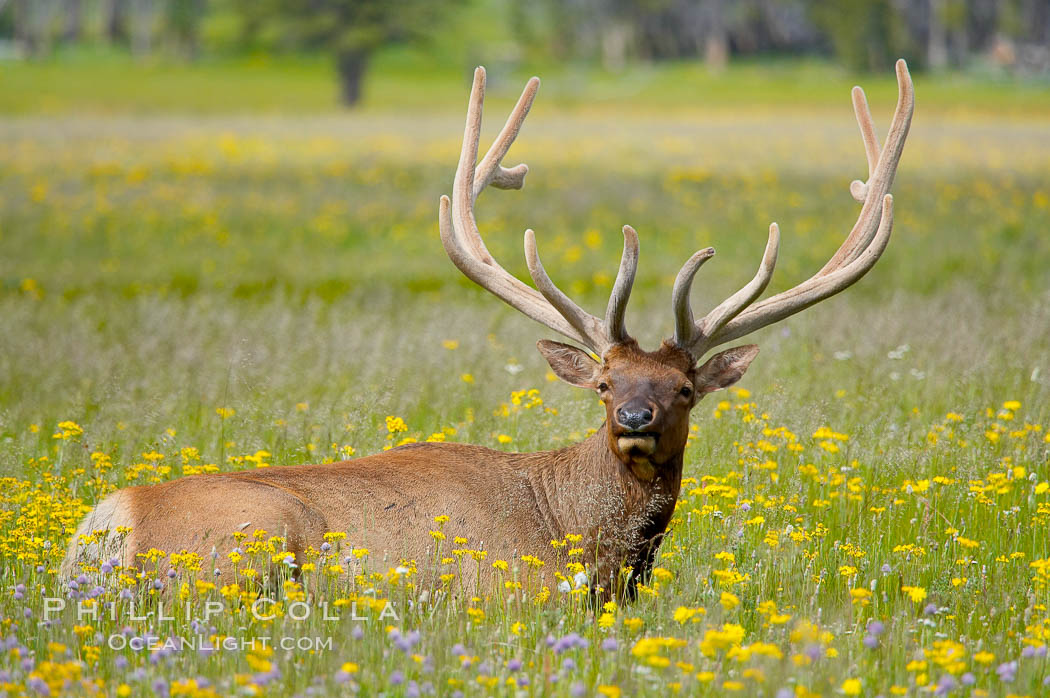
xmin=519 ymin=420 xmax=685 ymax=556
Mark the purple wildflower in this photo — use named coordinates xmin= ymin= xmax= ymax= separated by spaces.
xmin=934 ymin=674 xmax=958 ymax=696
xmin=601 ymin=637 xmax=618 ymax=651
xmin=27 ymin=676 xmax=49 ymax=695
xmin=553 ymin=633 xmax=588 ymax=654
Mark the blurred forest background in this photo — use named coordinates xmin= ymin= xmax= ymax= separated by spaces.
xmin=2 ymin=0 xmax=1049 ymax=108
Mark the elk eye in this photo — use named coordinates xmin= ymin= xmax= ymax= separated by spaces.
xmin=597 ymin=382 xmax=609 ymax=393
xmin=679 ymin=385 xmax=693 ymax=398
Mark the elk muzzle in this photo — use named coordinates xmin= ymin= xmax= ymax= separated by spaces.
xmin=615 ymin=401 xmax=657 ymax=458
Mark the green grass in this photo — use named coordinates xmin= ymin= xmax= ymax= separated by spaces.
xmin=2 ymin=48 xmax=1050 ymax=115
xmin=1 ymin=62 xmax=1049 ymax=696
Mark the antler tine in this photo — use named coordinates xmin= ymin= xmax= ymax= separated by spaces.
xmin=443 ymin=67 xmax=633 ymax=357
xmin=451 ymin=68 xmax=538 ymax=267
xmin=524 ymin=230 xmax=609 ymax=354
xmin=442 ymin=69 xmax=585 ymax=343
xmin=696 ymin=224 xmax=780 ymax=340
xmin=824 ymin=59 xmax=913 ymax=272
xmin=849 ymin=86 xmax=880 ymax=202
xmin=678 ymin=60 xmax=912 ymax=360
xmin=474 ymin=75 xmax=539 ymax=199
xmin=673 ymin=224 xmax=778 ymax=352
xmin=671 ymin=247 xmax=716 ymax=347
xmin=605 ymin=225 xmax=639 ymax=344
xmin=440 ymin=196 xmax=583 ymax=343
xmin=711 ymin=195 xmax=894 ymax=348
xmin=451 ymin=67 xmax=489 ymax=263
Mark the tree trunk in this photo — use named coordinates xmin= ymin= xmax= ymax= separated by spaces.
xmin=601 ymin=21 xmax=631 ymax=71
xmin=928 ymin=0 xmax=948 ymax=69
xmin=63 ymin=0 xmax=83 ymax=42
xmin=12 ymin=0 xmax=31 ymax=53
xmin=704 ymin=0 xmax=729 ymax=72
xmin=13 ymin=0 xmax=61 ymax=56
xmin=106 ymin=0 xmax=130 ymax=44
xmin=337 ymin=49 xmax=370 ymax=107
xmin=130 ymin=0 xmax=156 ymax=57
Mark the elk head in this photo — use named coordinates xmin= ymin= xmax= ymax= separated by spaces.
xmin=536 ymin=338 xmax=758 ymax=474
xmin=439 ymin=63 xmax=913 ymax=474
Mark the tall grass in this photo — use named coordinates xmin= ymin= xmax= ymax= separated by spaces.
xmin=1 ymin=73 xmax=1049 ymax=696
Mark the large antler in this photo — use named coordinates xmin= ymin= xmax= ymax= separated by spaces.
xmin=673 ymin=59 xmax=914 ymax=359
xmin=439 ymin=67 xmax=638 ymax=357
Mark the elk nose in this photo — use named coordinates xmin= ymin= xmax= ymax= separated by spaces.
xmin=617 ymin=405 xmax=654 ymax=431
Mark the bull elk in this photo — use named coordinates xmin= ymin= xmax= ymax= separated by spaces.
xmin=64 ymin=61 xmax=913 ymax=600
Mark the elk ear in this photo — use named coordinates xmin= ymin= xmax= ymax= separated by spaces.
xmin=695 ymin=344 xmax=759 ymax=394
xmin=536 ymin=340 xmax=601 ymax=389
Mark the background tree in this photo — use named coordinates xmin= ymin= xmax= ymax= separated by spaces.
xmin=2 ymin=0 xmax=1050 ymax=96
xmin=166 ymin=0 xmax=204 ymax=58
xmin=232 ymin=0 xmax=464 ymax=106
xmin=809 ymin=0 xmax=916 ymax=71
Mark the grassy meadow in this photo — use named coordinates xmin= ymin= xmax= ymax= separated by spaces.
xmin=1 ymin=57 xmax=1050 ymax=696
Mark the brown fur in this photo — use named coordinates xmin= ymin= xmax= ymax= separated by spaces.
xmin=64 ymin=341 xmax=756 ymax=600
